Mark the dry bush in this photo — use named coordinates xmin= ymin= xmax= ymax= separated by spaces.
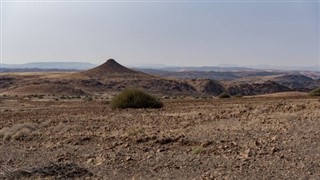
xmin=218 ymin=92 xmax=231 ymax=98
xmin=192 ymin=146 xmax=204 ymax=155
xmin=0 ymin=123 xmax=38 ymax=141
xmin=309 ymin=88 xmax=320 ymax=96
xmin=110 ymin=88 xmax=163 ymax=109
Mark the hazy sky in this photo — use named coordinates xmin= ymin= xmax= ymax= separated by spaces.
xmin=1 ymin=0 xmax=319 ymax=67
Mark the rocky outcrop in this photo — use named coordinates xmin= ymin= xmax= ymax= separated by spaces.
xmin=186 ymin=79 xmax=225 ymax=96
xmin=225 ymin=81 xmax=291 ymax=96
xmin=272 ymin=74 xmax=314 ymax=91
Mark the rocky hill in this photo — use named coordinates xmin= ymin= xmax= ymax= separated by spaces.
xmin=270 ymin=74 xmax=315 ymax=91
xmin=76 ymin=59 xmax=155 ymax=80
xmin=223 ymin=81 xmax=292 ymax=96
xmin=186 ymin=79 xmax=225 ymax=96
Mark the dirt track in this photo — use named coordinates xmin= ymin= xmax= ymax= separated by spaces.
xmin=1 ymin=96 xmax=320 ymax=179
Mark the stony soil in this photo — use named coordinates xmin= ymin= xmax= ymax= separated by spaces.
xmin=1 ymin=95 xmax=320 ymax=179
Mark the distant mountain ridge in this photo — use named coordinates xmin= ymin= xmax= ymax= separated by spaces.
xmin=2 ymin=62 xmax=319 ymax=72
xmin=2 ymin=62 xmax=96 ymax=70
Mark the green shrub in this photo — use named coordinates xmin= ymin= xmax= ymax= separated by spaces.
xmin=110 ymin=89 xmax=163 ymax=109
xmin=309 ymin=88 xmax=320 ymax=96
xmin=218 ymin=92 xmax=231 ymax=98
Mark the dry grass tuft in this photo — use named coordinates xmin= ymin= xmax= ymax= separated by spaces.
xmin=0 ymin=123 xmax=38 ymax=141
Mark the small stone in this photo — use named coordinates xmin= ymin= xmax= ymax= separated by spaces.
xmin=86 ymin=158 xmax=94 ymax=164
xmin=157 ymin=148 xmax=165 ymax=153
xmin=271 ymin=147 xmax=278 ymax=154
xmin=239 ymin=148 xmax=250 ymax=159
xmin=122 ymin=143 xmax=129 ymax=148
xmin=125 ymin=156 xmax=132 ymax=161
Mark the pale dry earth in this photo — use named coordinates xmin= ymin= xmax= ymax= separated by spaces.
xmin=0 ymin=95 xmax=320 ymax=179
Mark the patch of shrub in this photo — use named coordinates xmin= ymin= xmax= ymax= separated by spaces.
xmin=309 ymin=88 xmax=320 ymax=96
xmin=0 ymin=121 xmax=50 ymax=141
xmin=110 ymin=89 xmax=163 ymax=109
xmin=192 ymin=146 xmax=203 ymax=155
xmin=218 ymin=92 xmax=231 ymax=98
xmin=0 ymin=123 xmax=38 ymax=141
xmin=126 ymin=127 xmax=145 ymax=136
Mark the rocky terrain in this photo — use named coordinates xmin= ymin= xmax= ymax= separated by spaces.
xmin=1 ymin=94 xmax=320 ymax=179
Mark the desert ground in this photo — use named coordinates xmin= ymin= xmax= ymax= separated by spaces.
xmin=1 ymin=94 xmax=320 ymax=179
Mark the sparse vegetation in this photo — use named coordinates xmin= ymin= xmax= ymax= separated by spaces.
xmin=218 ymin=92 xmax=231 ymax=98
xmin=126 ymin=127 xmax=145 ymax=136
xmin=192 ymin=146 xmax=203 ymax=155
xmin=0 ymin=123 xmax=38 ymax=141
xmin=0 ymin=121 xmax=50 ymax=141
xmin=110 ymin=89 xmax=163 ymax=109
xmin=309 ymin=88 xmax=320 ymax=96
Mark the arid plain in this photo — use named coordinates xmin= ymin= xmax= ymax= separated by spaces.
xmin=1 ymin=94 xmax=320 ymax=179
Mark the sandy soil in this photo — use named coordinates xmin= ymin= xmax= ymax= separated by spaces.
xmin=1 ymin=95 xmax=320 ymax=179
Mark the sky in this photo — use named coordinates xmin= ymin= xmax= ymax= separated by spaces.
xmin=1 ymin=0 xmax=319 ymax=67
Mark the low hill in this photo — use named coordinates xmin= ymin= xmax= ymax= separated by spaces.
xmin=223 ymin=80 xmax=291 ymax=96
xmin=271 ymin=74 xmax=314 ymax=91
xmin=76 ymin=59 xmax=155 ymax=80
xmin=186 ymin=79 xmax=225 ymax=95
xmin=71 ymin=59 xmax=197 ymax=95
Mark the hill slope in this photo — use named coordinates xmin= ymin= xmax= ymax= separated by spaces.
xmin=77 ymin=59 xmax=155 ymax=80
